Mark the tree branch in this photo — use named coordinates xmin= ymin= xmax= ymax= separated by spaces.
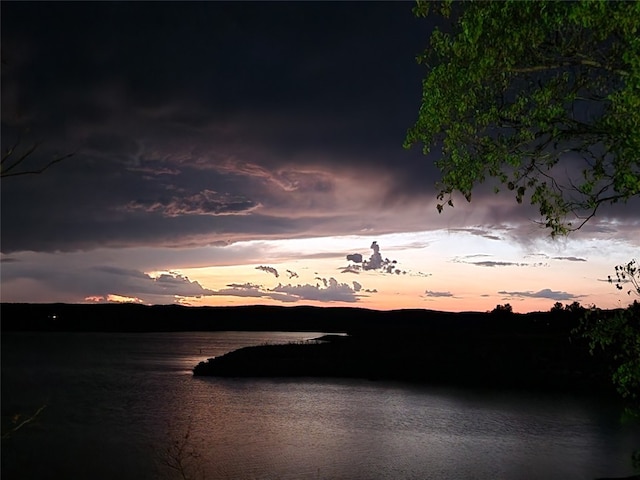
xmin=508 ymin=59 xmax=628 ymax=76
xmin=1 ymin=152 xmax=74 ymax=178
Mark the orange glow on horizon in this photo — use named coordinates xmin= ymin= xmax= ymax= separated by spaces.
xmin=85 ymin=294 xmax=145 ymax=304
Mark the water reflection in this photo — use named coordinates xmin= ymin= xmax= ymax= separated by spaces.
xmin=2 ymin=332 xmax=638 ymax=480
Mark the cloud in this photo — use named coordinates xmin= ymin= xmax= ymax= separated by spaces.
xmin=126 ymin=165 xmax=181 ymax=176
xmin=271 ymin=277 xmax=361 ymax=303
xmin=413 ymin=272 xmax=432 ymax=278
xmin=525 ymin=253 xmax=550 ymax=259
xmin=210 ymin=282 xmax=298 ymax=303
xmin=423 ymin=290 xmax=454 ymax=298
xmin=472 ymin=261 xmax=525 ymax=267
xmin=344 ymin=241 xmax=402 ymax=274
xmin=364 ymin=241 xmax=384 ymax=270
xmin=498 ymin=288 xmax=580 ymax=301
xmin=151 ymin=272 xmax=214 ymax=295
xmin=3 ymin=1 xmax=640 ymax=313
xmin=346 ymin=253 xmax=363 ymax=263
xmin=340 ymin=266 xmax=361 ymax=274
xmin=209 ymin=276 xmax=367 ymax=303
xmin=447 ymin=226 xmax=508 ymax=241
xmin=2 ymin=1 xmax=639 ymax=261
xmin=86 ymin=293 xmax=145 ymax=304
xmin=125 ymin=189 xmax=260 ymax=217
xmin=225 ymin=282 xmax=263 ymax=289
xmin=453 ymin=255 xmax=529 ymax=267
xmin=90 ymin=267 xmax=215 ymax=299
xmin=29 ymin=266 xmax=218 ymax=304
xmin=256 ymin=265 xmax=279 ymax=278
xmin=552 ymin=256 xmax=587 ymax=262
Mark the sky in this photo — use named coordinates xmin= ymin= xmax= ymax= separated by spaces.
xmin=1 ymin=2 xmax=638 ymax=313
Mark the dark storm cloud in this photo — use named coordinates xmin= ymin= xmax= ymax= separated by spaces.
xmin=1 ymin=261 xmax=213 ymax=303
xmin=1 ymin=1 xmax=440 ymax=255
xmin=3 ymin=0 xmax=638 ymax=261
xmin=498 ymin=289 xmax=581 ymax=301
xmin=125 ymin=189 xmax=260 ymax=217
xmin=87 ymin=266 xmax=215 ymax=299
xmin=2 ymin=3 xmax=440 ymax=255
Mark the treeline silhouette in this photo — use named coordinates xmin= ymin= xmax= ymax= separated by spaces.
xmin=1 ymin=302 xmax=581 ymax=335
xmin=3 ymin=302 xmax=614 ymax=394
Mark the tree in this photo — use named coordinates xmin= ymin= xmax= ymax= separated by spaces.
xmin=490 ymin=303 xmax=513 ymax=316
xmin=550 ymin=302 xmax=564 ymax=313
xmin=578 ymin=262 xmax=640 ymax=409
xmin=580 ymin=301 xmax=640 ymax=405
xmin=1 ymin=138 xmax=73 ymax=178
xmin=609 ymin=258 xmax=640 ymax=297
xmin=404 ymin=0 xmax=640 ymax=236
xmin=1 ymin=53 xmax=73 ymax=178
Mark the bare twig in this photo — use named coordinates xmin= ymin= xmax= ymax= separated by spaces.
xmin=1 ymin=405 xmax=47 ymax=440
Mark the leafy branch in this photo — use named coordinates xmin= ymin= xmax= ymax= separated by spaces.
xmin=608 ymin=259 xmax=640 ymax=297
xmin=405 ymin=0 xmax=640 ymax=237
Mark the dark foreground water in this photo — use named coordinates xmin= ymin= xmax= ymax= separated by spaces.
xmin=2 ymin=332 xmax=638 ymax=480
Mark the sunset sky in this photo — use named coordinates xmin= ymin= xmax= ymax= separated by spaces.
xmin=2 ymin=2 xmax=638 ymax=313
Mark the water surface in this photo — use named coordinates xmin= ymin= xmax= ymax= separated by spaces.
xmin=2 ymin=332 xmax=638 ymax=479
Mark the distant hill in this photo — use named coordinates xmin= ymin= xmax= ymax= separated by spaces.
xmin=2 ymin=302 xmax=580 ymax=335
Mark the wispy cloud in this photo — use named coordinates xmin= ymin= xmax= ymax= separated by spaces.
xmin=453 ymin=254 xmax=547 ymax=268
xmin=552 ymin=256 xmax=587 ymax=262
xmin=423 ymin=290 xmax=454 ymax=298
xmin=474 ymin=261 xmax=530 ymax=267
xmin=339 ymin=266 xmax=361 ymax=274
xmin=447 ymin=226 xmax=510 ymax=241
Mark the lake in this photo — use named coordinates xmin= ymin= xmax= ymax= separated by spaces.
xmin=1 ymin=331 xmax=638 ymax=479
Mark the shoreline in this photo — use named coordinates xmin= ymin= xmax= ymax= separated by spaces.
xmin=193 ymin=327 xmax=615 ymax=397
